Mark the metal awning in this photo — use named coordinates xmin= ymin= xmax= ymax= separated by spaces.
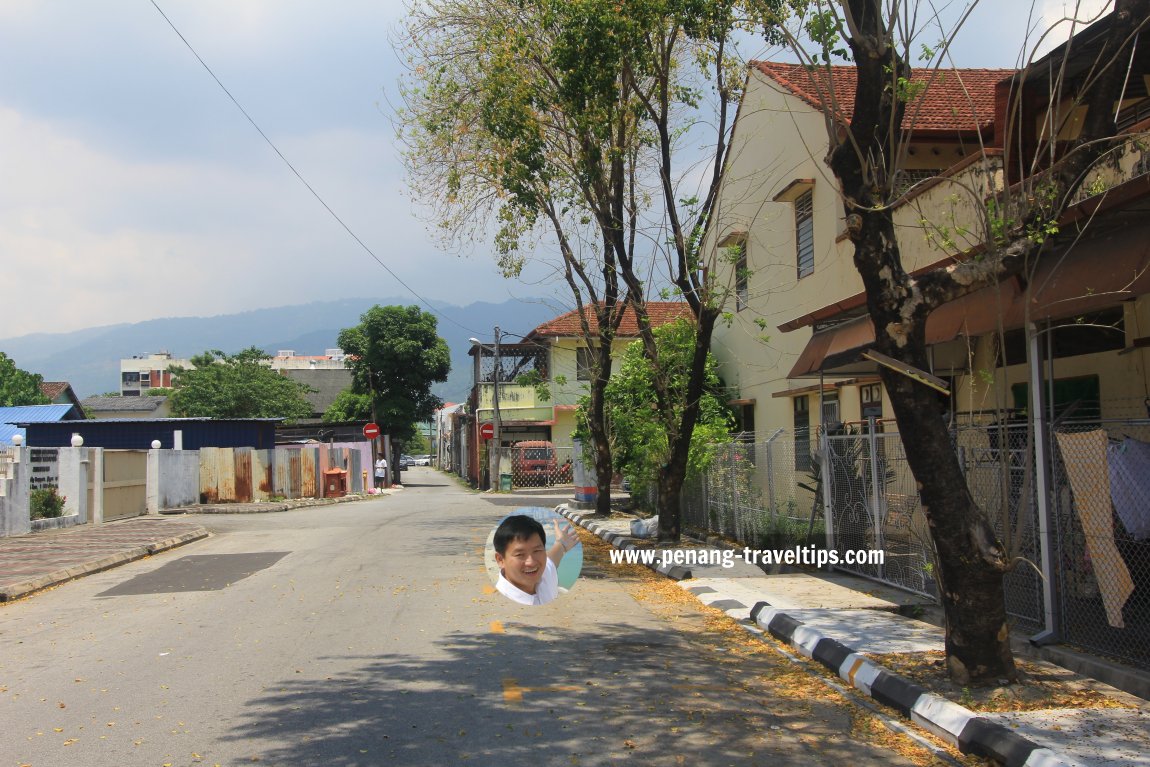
xmin=786 ymin=220 xmax=1150 ymax=379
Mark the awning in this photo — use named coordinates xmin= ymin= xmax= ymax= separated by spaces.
xmin=786 ymin=220 xmax=1150 ymax=379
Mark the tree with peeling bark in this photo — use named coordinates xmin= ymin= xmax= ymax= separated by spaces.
xmin=398 ymin=0 xmax=782 ymax=523
xmin=786 ymin=0 xmax=1150 ymax=684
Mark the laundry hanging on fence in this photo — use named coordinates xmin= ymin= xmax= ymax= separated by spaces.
xmin=1054 ymin=430 xmax=1134 ymax=628
xmin=1108 ymin=437 xmax=1150 ymax=541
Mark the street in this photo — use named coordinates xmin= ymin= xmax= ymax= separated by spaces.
xmin=1 ymin=469 xmax=927 ymax=767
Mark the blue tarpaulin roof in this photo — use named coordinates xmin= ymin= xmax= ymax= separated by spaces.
xmin=0 ymin=404 xmax=81 ymax=445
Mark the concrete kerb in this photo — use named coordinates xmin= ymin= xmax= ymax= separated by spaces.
xmin=557 ymin=506 xmax=693 ymax=581
xmin=0 ymin=527 xmax=210 ymax=603
xmin=558 ymin=502 xmax=1078 ymax=767
xmin=162 ymin=492 xmax=378 ymax=515
xmin=750 ymin=602 xmax=1074 ymax=767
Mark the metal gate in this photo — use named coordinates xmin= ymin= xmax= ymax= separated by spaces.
xmin=102 ymin=450 xmax=147 ymax=521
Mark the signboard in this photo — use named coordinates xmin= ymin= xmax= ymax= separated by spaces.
xmin=29 ymin=448 xmax=60 ymax=492
xmin=479 ymin=422 xmax=495 ymax=440
xmin=363 ymin=423 xmax=381 ymax=440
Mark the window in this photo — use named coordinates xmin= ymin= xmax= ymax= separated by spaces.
xmin=794 ymin=396 xmax=811 ymax=472
xmin=734 ymin=241 xmax=749 ymax=312
xmin=860 ymin=382 xmax=883 ymax=421
xmin=820 ymin=391 xmax=839 ymax=427
xmin=576 ymin=347 xmax=594 ymax=381
xmin=795 ymin=189 xmax=814 ymax=278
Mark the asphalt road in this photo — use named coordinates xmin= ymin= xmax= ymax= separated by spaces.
xmin=0 ymin=467 xmax=920 ymax=767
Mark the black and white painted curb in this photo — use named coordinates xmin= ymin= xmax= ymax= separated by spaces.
xmin=560 ymin=503 xmax=1077 ymax=767
xmin=750 ymin=603 xmax=1073 ymax=767
xmin=557 ymin=506 xmax=693 ymax=580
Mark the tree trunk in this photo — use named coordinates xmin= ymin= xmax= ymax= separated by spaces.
xmin=852 ymin=212 xmax=1016 ymax=684
xmin=586 ymin=376 xmax=614 ymax=516
xmin=656 ymin=309 xmax=719 ymax=542
xmin=880 ymin=367 xmax=1016 ymax=684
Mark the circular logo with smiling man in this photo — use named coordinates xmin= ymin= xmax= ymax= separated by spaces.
xmin=485 ymin=507 xmax=583 ymax=606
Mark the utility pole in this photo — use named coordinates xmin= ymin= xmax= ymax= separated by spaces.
xmin=491 ymin=325 xmax=503 ymax=489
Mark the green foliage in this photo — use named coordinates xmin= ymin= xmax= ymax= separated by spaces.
xmin=599 ymin=318 xmax=732 ymax=496
xmin=0 ymin=352 xmax=50 ymax=407
xmin=30 ymin=487 xmax=66 ymax=520
xmin=145 ymin=387 xmax=174 ymax=397
xmin=168 ymin=347 xmax=314 ymax=422
xmin=323 ymin=389 xmax=373 ymax=423
xmin=337 ymin=305 xmax=451 ymax=444
xmin=515 ymin=369 xmax=552 ymax=402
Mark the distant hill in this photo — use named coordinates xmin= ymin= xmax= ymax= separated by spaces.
xmin=0 ymin=296 xmax=563 ymax=403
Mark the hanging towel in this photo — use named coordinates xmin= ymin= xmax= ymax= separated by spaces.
xmin=1054 ymin=430 xmax=1135 ymax=628
xmin=1108 ymin=437 xmax=1150 ymax=541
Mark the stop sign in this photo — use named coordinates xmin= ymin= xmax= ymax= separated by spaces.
xmin=479 ymin=422 xmax=495 ymax=440
xmin=363 ymin=423 xmax=381 ymax=440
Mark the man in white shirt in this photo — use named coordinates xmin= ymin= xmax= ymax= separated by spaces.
xmin=493 ymin=515 xmax=579 ymax=606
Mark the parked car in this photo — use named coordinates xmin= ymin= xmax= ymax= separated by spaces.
xmin=412 ymin=455 xmax=432 ymax=466
xmin=512 ymin=440 xmax=558 ymax=485
xmin=399 ymin=454 xmax=413 ymax=471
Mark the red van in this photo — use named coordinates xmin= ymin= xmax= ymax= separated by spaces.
xmin=512 ymin=440 xmax=558 ymax=485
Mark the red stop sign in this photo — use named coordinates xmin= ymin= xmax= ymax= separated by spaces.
xmin=479 ymin=422 xmax=494 ymax=440
xmin=363 ymin=423 xmax=381 ymax=440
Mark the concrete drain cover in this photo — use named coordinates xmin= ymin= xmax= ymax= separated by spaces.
xmin=98 ymin=552 xmax=290 ymax=596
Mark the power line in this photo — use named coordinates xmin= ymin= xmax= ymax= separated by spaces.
xmin=148 ymin=0 xmax=478 ymax=335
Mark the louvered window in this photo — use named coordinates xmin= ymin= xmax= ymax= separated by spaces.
xmin=795 ymin=190 xmax=814 ymax=278
xmin=734 ymin=241 xmax=748 ymax=312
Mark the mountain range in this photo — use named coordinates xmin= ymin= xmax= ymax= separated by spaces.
xmin=0 ymin=296 xmax=563 ymax=405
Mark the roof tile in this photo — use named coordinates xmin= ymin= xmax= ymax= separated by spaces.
xmin=752 ymin=62 xmax=1014 ymax=132
xmin=528 ymin=302 xmax=693 ymax=338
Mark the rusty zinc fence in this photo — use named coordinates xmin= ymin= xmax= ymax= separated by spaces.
xmin=198 ymin=445 xmax=365 ymax=503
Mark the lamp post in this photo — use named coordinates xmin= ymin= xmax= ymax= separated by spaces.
xmin=469 ymin=326 xmax=503 ymax=489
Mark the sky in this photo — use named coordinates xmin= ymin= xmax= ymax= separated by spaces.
xmin=0 ymin=0 xmax=1111 ymax=338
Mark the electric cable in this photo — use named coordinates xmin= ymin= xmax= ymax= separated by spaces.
xmin=148 ymin=0 xmax=478 ymax=334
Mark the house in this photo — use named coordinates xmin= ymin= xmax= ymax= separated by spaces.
xmin=268 ymin=349 xmax=353 ymax=422
xmin=39 ymin=382 xmax=83 ymax=410
xmin=120 ymin=352 xmax=192 ymax=395
xmin=463 ymin=302 xmax=692 ymax=485
xmin=119 ymin=348 xmax=352 ymax=421
xmin=82 ymin=395 xmax=172 ymax=419
xmin=704 ymin=13 xmax=1150 ymax=672
xmin=706 ymin=62 xmax=1014 ymax=440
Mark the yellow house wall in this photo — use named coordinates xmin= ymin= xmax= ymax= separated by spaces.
xmin=708 ymin=68 xmax=1009 ymax=437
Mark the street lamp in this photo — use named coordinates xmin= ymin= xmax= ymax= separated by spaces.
xmin=470 ymin=327 xmax=503 ymax=489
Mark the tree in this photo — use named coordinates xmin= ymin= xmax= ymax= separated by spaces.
xmin=600 ymin=318 xmax=733 ymax=500
xmin=789 ymin=0 xmax=1150 ymax=683
xmin=168 ymin=347 xmax=314 ymax=422
xmin=323 ymin=389 xmax=373 ymax=423
xmin=0 ymin=352 xmax=50 ymax=407
xmin=400 ymin=0 xmax=781 ymax=528
xmin=336 ymin=305 xmax=450 ymax=444
xmin=401 ymin=0 xmax=633 ymax=512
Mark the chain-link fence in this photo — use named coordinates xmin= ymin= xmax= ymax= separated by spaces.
xmin=483 ymin=444 xmax=575 ymax=489
xmin=821 ymin=427 xmax=934 ymax=596
xmin=630 ymin=417 xmax=1150 ymax=671
xmin=1050 ymin=420 xmax=1150 ymax=670
xmin=681 ymin=433 xmax=818 ymax=548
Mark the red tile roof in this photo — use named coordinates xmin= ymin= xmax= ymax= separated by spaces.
xmin=529 ymin=302 xmax=693 ymax=338
xmin=39 ymin=382 xmax=71 ymax=400
xmin=752 ymin=62 xmax=1014 ymax=133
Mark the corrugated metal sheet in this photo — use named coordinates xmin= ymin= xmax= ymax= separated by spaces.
xmin=0 ymin=404 xmax=79 ymax=445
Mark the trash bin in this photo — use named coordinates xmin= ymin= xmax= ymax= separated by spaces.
xmin=499 ymin=473 xmax=513 ymax=492
xmin=323 ymin=468 xmax=347 ymax=498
